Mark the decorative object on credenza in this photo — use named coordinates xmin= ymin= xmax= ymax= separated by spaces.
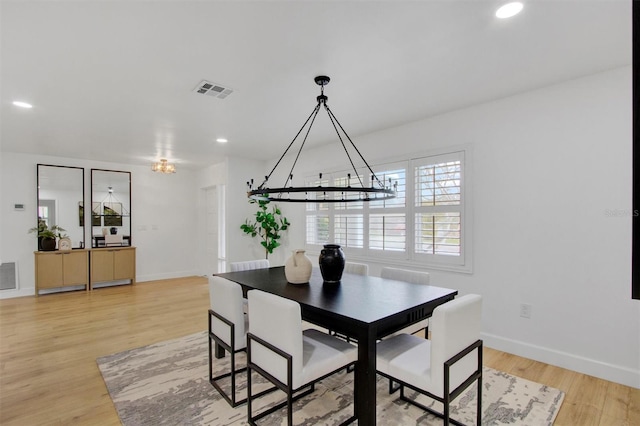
xmin=284 ymin=249 xmax=312 ymax=284
xmin=58 ymin=237 xmax=72 ymax=251
xmin=240 ymin=196 xmax=290 ymax=259
xmin=28 ymin=219 xmax=67 ymax=251
xmin=246 ymin=75 xmax=397 ymax=203
xmin=151 ymin=159 xmax=176 ymax=174
xmin=110 ymin=227 xmax=118 ymax=235
xmin=319 ymin=244 xmax=345 ymax=284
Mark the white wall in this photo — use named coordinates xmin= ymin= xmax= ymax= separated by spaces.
xmin=196 ymin=156 xmax=297 ymax=272
xmin=282 ymin=67 xmax=639 ymax=388
xmin=0 ymin=153 xmax=199 ymax=297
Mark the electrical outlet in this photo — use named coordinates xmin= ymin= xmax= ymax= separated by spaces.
xmin=520 ymin=303 xmax=532 ymax=319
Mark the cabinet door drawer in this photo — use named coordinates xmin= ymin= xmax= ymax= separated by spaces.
xmin=91 ymin=250 xmax=114 ymax=282
xmin=37 ymin=253 xmax=64 ymax=289
xmin=63 ymin=251 xmax=88 ymax=285
xmin=113 ymin=249 xmax=135 ymax=280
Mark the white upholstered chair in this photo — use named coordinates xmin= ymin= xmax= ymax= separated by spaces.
xmin=229 ymin=259 xmax=270 ymax=272
xmin=247 ymin=289 xmax=358 ymax=425
xmin=376 ymin=294 xmax=483 ymax=426
xmin=381 ymin=267 xmax=431 ymax=337
xmin=104 ymin=234 xmax=123 ymax=246
xmin=344 ymin=261 xmax=369 ymax=276
xmin=207 ymin=276 xmax=253 ymax=406
xmin=229 ymin=259 xmax=270 ymax=312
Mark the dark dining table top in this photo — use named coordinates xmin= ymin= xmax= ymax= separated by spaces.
xmin=216 ymin=266 xmax=457 ymax=330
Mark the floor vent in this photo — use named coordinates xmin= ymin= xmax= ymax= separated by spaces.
xmin=193 ymin=80 xmax=234 ymax=99
xmin=0 ymin=262 xmax=17 ymax=290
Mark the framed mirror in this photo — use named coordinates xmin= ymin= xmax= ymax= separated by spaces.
xmin=36 ymin=164 xmax=85 ymax=250
xmin=91 ymin=169 xmax=132 ymax=248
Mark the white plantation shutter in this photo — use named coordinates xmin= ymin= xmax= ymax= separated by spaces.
xmin=305 ymin=177 xmax=330 ymax=246
xmin=305 ymin=150 xmax=469 ymax=272
xmin=333 ymin=173 xmax=364 ymax=249
xmin=413 ymin=152 xmax=464 ymax=265
xmin=306 ymin=214 xmax=329 ymax=245
xmin=369 ymin=213 xmax=405 ymax=251
xmin=369 ymin=166 xmax=406 ymax=253
xmin=334 ymin=214 xmax=364 ymax=248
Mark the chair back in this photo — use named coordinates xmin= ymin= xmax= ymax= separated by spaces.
xmin=381 ymin=267 xmax=430 ymax=285
xmin=344 ymin=262 xmax=369 ymax=275
xmin=230 ymin=259 xmax=270 ymax=272
xmin=104 ymin=234 xmax=123 ymax=246
xmin=248 ymin=290 xmax=303 ymax=385
xmin=209 ymin=276 xmax=246 ymax=350
xmin=430 ymin=294 xmax=482 ymax=394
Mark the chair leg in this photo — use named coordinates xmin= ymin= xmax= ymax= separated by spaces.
xmin=444 ymin=392 xmax=450 ymax=425
xmin=389 ymin=378 xmax=401 ymax=394
xmin=476 ymin=375 xmax=482 ymax=426
xmin=287 ymin=388 xmax=293 ymax=426
xmin=247 ymin=363 xmax=254 ymax=425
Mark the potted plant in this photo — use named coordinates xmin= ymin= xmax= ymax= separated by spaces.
xmin=240 ymin=197 xmax=290 ymax=259
xmin=29 ymin=219 xmax=66 ymax=251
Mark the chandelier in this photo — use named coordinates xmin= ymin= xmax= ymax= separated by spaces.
xmin=152 ymin=159 xmax=176 ymax=174
xmin=92 ymin=186 xmax=130 ymax=217
xmin=247 ymin=76 xmax=396 ymax=203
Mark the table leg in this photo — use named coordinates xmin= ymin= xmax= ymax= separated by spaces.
xmin=354 ymin=326 xmax=377 ymax=425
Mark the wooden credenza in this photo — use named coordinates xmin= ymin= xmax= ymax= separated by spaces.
xmin=90 ymin=246 xmax=136 ymax=288
xmin=34 ymin=249 xmax=90 ymax=296
xmin=34 ymin=247 xmax=136 ymax=295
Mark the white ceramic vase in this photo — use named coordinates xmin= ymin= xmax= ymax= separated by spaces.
xmin=284 ymin=249 xmax=312 ymax=284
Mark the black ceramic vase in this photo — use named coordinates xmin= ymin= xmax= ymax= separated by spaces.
xmin=319 ymin=244 xmax=345 ymax=283
xmin=39 ymin=237 xmax=56 ymax=251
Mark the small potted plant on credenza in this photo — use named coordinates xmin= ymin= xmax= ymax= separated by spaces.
xmin=28 ymin=219 xmax=66 ymax=251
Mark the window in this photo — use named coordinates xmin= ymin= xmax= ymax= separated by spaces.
xmin=413 ymin=153 xmax=463 ymax=263
xmin=305 ymin=150 xmax=470 ymax=272
xmin=369 ymin=167 xmax=406 ymax=252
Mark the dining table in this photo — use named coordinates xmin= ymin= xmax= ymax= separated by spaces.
xmin=214 ymin=266 xmax=458 ymax=425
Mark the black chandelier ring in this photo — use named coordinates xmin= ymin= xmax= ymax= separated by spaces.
xmin=247 ymin=75 xmax=397 ymax=203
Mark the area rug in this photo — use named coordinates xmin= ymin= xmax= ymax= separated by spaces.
xmin=97 ymin=331 xmax=565 ymax=425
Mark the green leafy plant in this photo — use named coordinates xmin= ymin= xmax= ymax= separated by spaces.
xmin=28 ymin=219 xmax=66 ymax=240
xmin=240 ymin=197 xmax=290 ymax=259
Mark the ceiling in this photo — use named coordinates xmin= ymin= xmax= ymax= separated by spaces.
xmin=0 ymin=1 xmax=631 ymax=171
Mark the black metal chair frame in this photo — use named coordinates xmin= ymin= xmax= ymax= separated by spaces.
xmin=377 ymin=339 xmax=483 ymax=426
xmin=208 ymin=309 xmax=277 ymax=407
xmin=208 ymin=308 xmax=247 ymax=407
xmin=247 ymin=332 xmax=357 ymax=426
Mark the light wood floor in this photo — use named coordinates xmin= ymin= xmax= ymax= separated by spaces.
xmin=0 ymin=276 xmax=638 ymax=425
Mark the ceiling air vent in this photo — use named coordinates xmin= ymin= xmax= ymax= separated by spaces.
xmin=193 ymin=80 xmax=234 ymax=99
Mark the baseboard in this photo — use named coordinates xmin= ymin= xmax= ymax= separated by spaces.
xmin=0 ymin=288 xmax=34 ymax=299
xmin=482 ymin=332 xmax=640 ymax=389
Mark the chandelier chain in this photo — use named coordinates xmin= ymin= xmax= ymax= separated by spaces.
xmin=247 ymin=76 xmax=397 ymax=203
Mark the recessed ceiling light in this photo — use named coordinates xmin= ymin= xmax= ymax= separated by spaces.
xmin=496 ymin=2 xmax=523 ymax=19
xmin=13 ymin=101 xmax=33 ymax=108
xmin=216 ymin=138 xmax=228 ymax=143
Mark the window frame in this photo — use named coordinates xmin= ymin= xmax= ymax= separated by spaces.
xmin=304 ymin=147 xmax=472 ymax=273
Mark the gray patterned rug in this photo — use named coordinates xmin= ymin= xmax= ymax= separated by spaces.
xmin=97 ymin=331 xmax=564 ymax=425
